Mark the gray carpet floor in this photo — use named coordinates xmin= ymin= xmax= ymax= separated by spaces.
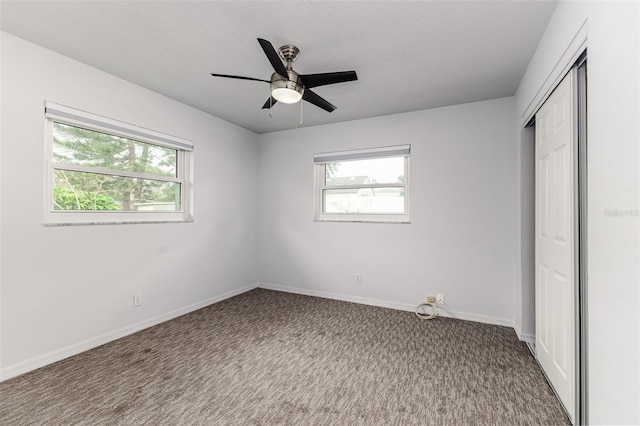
xmin=0 ymin=289 xmax=570 ymax=425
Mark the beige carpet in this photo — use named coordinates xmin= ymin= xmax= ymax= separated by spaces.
xmin=0 ymin=289 xmax=569 ymax=425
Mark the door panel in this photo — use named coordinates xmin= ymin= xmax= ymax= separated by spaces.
xmin=536 ymin=69 xmax=576 ymax=423
xmin=538 ymin=264 xmax=550 ymax=353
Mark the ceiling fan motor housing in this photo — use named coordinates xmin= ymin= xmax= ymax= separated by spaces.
xmin=270 ymin=70 xmax=304 ymax=103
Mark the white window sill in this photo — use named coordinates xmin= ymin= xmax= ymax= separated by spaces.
xmin=315 ymin=216 xmax=410 ymax=224
xmin=44 ymin=219 xmax=194 ymax=227
xmin=43 ymin=211 xmax=193 ymax=226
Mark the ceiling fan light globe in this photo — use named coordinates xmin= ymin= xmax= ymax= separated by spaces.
xmin=272 ymin=88 xmax=303 ymax=104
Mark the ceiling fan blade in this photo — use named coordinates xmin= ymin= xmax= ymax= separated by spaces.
xmin=261 ymin=96 xmax=278 ymax=109
xmin=303 ymin=89 xmax=336 ymax=113
xmin=300 ymin=71 xmax=358 ymax=89
xmin=257 ymin=38 xmax=289 ymax=78
xmin=210 ymin=73 xmax=270 ymax=83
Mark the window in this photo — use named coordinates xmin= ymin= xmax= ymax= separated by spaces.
xmin=44 ymin=101 xmax=193 ymax=225
xmin=314 ymin=145 xmax=410 ymax=223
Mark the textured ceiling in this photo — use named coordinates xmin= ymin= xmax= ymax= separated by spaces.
xmin=0 ymin=1 xmax=557 ymax=134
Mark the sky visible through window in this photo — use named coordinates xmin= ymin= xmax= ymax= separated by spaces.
xmin=328 ymin=157 xmax=404 ymax=184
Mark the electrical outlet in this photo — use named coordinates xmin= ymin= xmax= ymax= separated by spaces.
xmin=426 ymin=295 xmax=435 ymax=303
xmin=436 ymin=293 xmax=444 ymax=305
xmin=355 ymin=273 xmax=362 ymax=284
xmin=133 ymin=292 xmax=142 ymax=307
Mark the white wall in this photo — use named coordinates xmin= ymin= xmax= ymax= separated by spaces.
xmin=515 ymin=125 xmax=535 ymax=343
xmin=257 ymin=98 xmax=517 ymax=326
xmin=515 ymin=1 xmax=640 ymax=423
xmin=0 ymin=33 xmax=260 ymax=379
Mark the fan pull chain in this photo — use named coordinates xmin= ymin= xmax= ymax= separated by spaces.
xmin=269 ymin=95 xmax=273 ymax=118
xmin=300 ymin=97 xmax=304 ymax=127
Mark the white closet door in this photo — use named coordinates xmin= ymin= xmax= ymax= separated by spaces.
xmin=535 ymin=69 xmax=576 ymax=423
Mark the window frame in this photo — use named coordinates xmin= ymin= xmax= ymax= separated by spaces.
xmin=314 ymin=145 xmax=411 ymax=223
xmin=43 ymin=101 xmax=193 ymax=226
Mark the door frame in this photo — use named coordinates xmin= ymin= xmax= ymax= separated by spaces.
xmin=575 ymin=52 xmax=588 ymax=426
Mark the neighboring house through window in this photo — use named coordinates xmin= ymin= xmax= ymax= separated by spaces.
xmin=314 ymin=145 xmax=410 ymax=223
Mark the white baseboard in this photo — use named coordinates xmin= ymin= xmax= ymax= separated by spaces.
xmin=257 ymin=283 xmax=513 ymax=328
xmin=513 ymin=322 xmax=536 ymax=344
xmin=0 ymin=283 xmax=258 ymax=382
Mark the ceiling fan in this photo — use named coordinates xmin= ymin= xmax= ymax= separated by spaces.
xmin=211 ymin=38 xmax=358 ymax=113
